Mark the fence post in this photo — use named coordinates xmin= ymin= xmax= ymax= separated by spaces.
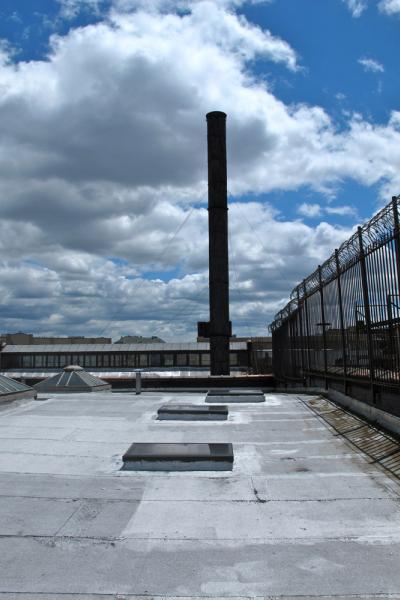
xmin=288 ymin=303 xmax=296 ymax=380
xmin=303 ymin=281 xmax=311 ymax=384
xmin=318 ymin=266 xmax=328 ymax=390
xmin=391 ymin=197 xmax=400 ymax=378
xmin=357 ymin=226 xmax=375 ymax=401
xmin=297 ymin=288 xmax=305 ymax=383
xmin=387 ymin=293 xmax=397 ymax=377
xmin=335 ymin=249 xmax=348 ymax=395
xmin=392 ymin=197 xmax=400 ymax=294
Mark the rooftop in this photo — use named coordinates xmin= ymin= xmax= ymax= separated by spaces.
xmin=1 ymin=341 xmax=248 ymax=353
xmin=0 ymin=390 xmax=400 ymax=597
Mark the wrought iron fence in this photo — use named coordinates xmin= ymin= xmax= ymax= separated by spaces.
xmin=269 ymin=195 xmax=400 ymax=417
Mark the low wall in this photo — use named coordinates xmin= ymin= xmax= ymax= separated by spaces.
xmin=275 ymin=383 xmax=400 ymax=439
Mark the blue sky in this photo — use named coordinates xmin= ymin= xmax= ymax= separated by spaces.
xmin=246 ymin=1 xmax=398 ymax=122
xmin=0 ymin=0 xmax=399 ymax=339
xmin=246 ymin=0 xmax=398 ymax=223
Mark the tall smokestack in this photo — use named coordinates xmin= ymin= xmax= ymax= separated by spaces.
xmin=206 ymin=111 xmax=231 ymax=375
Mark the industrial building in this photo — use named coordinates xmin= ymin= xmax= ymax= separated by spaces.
xmin=0 ymin=341 xmax=248 ymax=371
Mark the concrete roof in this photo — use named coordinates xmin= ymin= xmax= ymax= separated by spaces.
xmin=2 ymin=341 xmax=248 ymax=353
xmin=3 ymin=369 xmax=249 ymax=380
xmin=0 ymin=390 xmax=399 ymax=597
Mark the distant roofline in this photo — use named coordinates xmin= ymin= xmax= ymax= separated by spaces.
xmin=1 ymin=342 xmax=248 ymax=353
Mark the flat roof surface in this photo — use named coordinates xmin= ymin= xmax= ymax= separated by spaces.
xmin=1 ymin=369 xmax=250 ymax=379
xmin=2 ymin=341 xmax=247 ymax=352
xmin=0 ymin=391 xmax=400 ymax=597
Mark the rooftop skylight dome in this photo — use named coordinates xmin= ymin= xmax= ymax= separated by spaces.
xmin=0 ymin=374 xmax=37 ymax=402
xmin=34 ymin=365 xmax=111 ymax=393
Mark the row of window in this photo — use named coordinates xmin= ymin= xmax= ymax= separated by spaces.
xmin=2 ymin=352 xmax=243 ymax=370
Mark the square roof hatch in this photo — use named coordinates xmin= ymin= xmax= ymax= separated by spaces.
xmin=121 ymin=442 xmax=233 ymax=471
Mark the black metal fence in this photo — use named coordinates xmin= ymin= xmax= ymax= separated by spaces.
xmin=270 ymin=195 xmax=400 ymax=418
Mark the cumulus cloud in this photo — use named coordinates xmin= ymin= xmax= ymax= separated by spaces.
xmin=378 ymin=0 xmax=400 ymax=14
xmin=358 ymin=57 xmax=384 ymax=73
xmin=56 ymin=0 xmax=274 ymax=20
xmin=298 ymin=203 xmax=357 ymax=219
xmin=297 ymin=203 xmax=322 ymax=218
xmin=57 ymin=0 xmax=108 ymax=19
xmin=0 ymin=202 xmax=352 ymax=339
xmin=0 ymin=1 xmax=399 ymax=338
xmin=343 ymin=0 xmax=367 ymax=17
xmin=325 ymin=205 xmax=357 ymax=216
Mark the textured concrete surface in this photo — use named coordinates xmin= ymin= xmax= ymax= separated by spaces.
xmin=0 ymin=391 xmax=400 ymax=599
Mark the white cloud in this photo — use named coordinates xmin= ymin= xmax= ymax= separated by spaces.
xmin=343 ymin=0 xmax=367 ymax=17
xmin=57 ymin=0 xmax=107 ymax=19
xmin=325 ymin=205 xmax=357 ymax=216
xmin=0 ymin=1 xmax=399 ymax=337
xmin=378 ymin=0 xmax=400 ymax=14
xmin=57 ymin=0 xmax=274 ymax=19
xmin=0 ymin=202 xmax=352 ymax=339
xmin=298 ymin=203 xmax=357 ymax=219
xmin=297 ymin=203 xmax=322 ymax=218
xmin=358 ymin=57 xmax=384 ymax=73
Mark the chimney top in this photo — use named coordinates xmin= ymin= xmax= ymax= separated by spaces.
xmin=206 ymin=111 xmax=227 ymax=120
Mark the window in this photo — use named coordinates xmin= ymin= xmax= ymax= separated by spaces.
xmin=150 ymin=354 xmax=161 ymax=367
xmin=127 ymin=354 xmax=136 ymax=367
xmin=72 ymin=355 xmax=82 ymax=366
xmin=176 ymin=354 xmax=187 ymax=367
xmin=229 ymin=353 xmax=238 ymax=366
xmin=59 ymin=355 xmax=68 ymax=368
xmin=86 ymin=354 xmax=96 ymax=368
xmin=139 ymin=354 xmax=148 ymax=367
xmin=237 ymin=352 xmax=246 ymax=367
xmin=47 ymin=354 xmax=56 ymax=368
xmin=114 ymin=354 xmax=122 ymax=367
xmin=35 ymin=355 xmax=45 ymax=368
xmin=2 ymin=355 xmax=17 ymax=369
xmin=201 ymin=353 xmax=210 ymax=366
xmin=188 ymin=353 xmax=199 ymax=366
xmin=22 ymin=355 xmax=33 ymax=368
xmin=163 ymin=354 xmax=174 ymax=367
